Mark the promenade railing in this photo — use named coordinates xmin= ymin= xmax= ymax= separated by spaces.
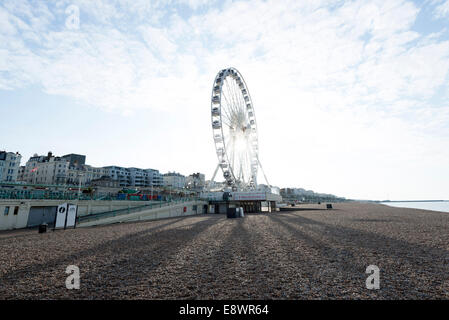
xmin=0 ymin=190 xmax=116 ymax=201
xmin=0 ymin=190 xmax=197 ymax=202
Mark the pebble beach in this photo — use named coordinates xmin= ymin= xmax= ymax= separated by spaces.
xmin=0 ymin=202 xmax=448 ymax=299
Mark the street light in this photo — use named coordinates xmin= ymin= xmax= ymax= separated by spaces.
xmin=77 ymin=173 xmax=84 ymax=200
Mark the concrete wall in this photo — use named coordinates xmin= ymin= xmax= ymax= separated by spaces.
xmin=78 ymin=201 xmax=208 ymax=227
xmin=0 ymin=199 xmax=184 ymax=230
xmin=0 ymin=201 xmax=29 ymax=230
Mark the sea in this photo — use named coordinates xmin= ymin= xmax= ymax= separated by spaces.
xmin=381 ymin=201 xmax=449 ymax=213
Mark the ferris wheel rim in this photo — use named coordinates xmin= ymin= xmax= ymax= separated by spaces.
xmin=210 ymin=67 xmax=259 ymax=189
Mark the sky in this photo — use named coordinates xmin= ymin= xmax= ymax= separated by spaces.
xmin=1 ymin=0 xmax=449 ymax=201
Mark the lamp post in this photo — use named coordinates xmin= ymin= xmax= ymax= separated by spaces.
xmin=77 ymin=173 xmax=84 ymax=200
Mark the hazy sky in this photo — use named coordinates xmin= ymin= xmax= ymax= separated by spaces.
xmin=1 ymin=0 xmax=449 ymax=200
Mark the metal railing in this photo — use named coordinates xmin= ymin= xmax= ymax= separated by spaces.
xmin=0 ymin=189 xmax=197 ymax=202
xmin=77 ymin=198 xmax=199 ymax=223
xmin=0 ymin=190 xmax=117 ymax=201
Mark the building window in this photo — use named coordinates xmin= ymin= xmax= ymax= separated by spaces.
xmin=4 ymin=207 xmax=9 ymax=215
xmin=13 ymin=206 xmax=19 ymax=215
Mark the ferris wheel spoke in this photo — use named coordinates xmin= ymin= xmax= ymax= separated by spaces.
xmin=221 ymin=89 xmax=232 ymax=113
xmin=224 ymin=80 xmax=240 ymax=120
xmin=221 ymin=93 xmax=236 ymax=125
xmin=239 ymin=157 xmax=245 ymax=182
xmin=222 ymin=109 xmax=232 ymax=125
xmin=220 ymin=107 xmax=233 ymax=127
xmin=242 ymin=147 xmax=251 ymax=182
xmin=221 ymin=117 xmax=233 ymax=129
xmin=222 ymin=108 xmax=234 ymax=128
xmin=230 ymin=77 xmax=245 ymax=117
xmin=245 ymin=142 xmax=254 ymax=183
xmin=241 ymin=150 xmax=249 ymax=183
xmin=229 ymin=78 xmax=243 ymax=117
xmin=223 ymin=79 xmax=234 ymax=111
xmin=222 ymin=84 xmax=236 ymax=116
xmin=231 ymin=78 xmax=245 ymax=116
xmin=226 ymin=77 xmax=242 ymax=119
xmin=229 ymin=141 xmax=236 ymax=179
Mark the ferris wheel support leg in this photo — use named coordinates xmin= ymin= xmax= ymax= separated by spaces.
xmin=208 ymin=163 xmax=220 ymax=191
xmin=257 ymin=157 xmax=271 ymax=188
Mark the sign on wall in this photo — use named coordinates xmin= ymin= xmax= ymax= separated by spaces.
xmin=54 ymin=203 xmax=78 ymax=229
xmin=66 ymin=204 xmax=78 ymax=228
xmin=55 ymin=203 xmax=68 ymax=229
xmin=232 ymin=192 xmax=267 ymax=201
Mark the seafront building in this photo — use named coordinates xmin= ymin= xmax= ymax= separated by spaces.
xmin=0 ymin=151 xmax=21 ymax=182
xmin=17 ymin=152 xmax=163 ymax=188
xmin=20 ymin=152 xmax=107 ymax=185
xmin=163 ymin=172 xmax=186 ymax=189
xmin=280 ymin=187 xmax=345 ymax=203
xmin=103 ymin=166 xmax=163 ymax=188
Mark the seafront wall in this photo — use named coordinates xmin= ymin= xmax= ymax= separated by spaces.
xmin=0 ymin=199 xmax=206 ymax=230
xmin=78 ymin=200 xmax=208 ymax=227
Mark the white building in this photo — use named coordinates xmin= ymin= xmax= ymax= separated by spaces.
xmin=103 ymin=166 xmax=130 ymax=187
xmin=21 ymin=152 xmax=70 ymax=185
xmin=0 ymin=151 xmax=22 ymax=182
xmin=21 ymin=152 xmax=106 ymax=186
xmin=103 ymin=166 xmax=163 ymax=188
xmin=19 ymin=151 xmax=164 ymax=188
xmin=145 ymin=168 xmax=164 ymax=187
xmin=163 ymin=172 xmax=186 ymax=189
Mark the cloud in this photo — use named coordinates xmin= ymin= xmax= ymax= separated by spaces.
xmin=178 ymin=0 xmax=215 ymax=10
xmin=434 ymin=0 xmax=449 ymax=18
xmin=2 ymin=0 xmax=448 ymax=115
xmin=1 ymin=0 xmax=449 ymax=199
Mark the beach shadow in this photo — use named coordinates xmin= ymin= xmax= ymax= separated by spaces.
xmin=267 ymin=213 xmax=449 ymax=298
xmin=351 ymin=218 xmax=398 ymax=223
xmin=191 ymin=217 xmax=277 ymax=299
xmin=0 ymin=215 xmax=218 ymax=299
xmin=279 ymin=207 xmax=330 ymax=212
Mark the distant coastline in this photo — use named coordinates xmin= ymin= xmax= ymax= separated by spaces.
xmin=380 ymin=200 xmax=449 ymax=213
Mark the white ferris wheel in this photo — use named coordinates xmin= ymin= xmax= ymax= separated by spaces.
xmin=210 ymin=67 xmax=269 ymax=191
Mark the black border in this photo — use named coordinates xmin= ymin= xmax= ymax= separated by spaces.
xmin=1 ymin=300 xmax=447 ymax=319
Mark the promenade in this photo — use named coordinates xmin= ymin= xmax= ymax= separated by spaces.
xmin=0 ymin=202 xmax=447 ymax=299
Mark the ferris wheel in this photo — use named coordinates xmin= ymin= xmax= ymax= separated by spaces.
xmin=210 ymin=67 xmax=266 ymax=190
